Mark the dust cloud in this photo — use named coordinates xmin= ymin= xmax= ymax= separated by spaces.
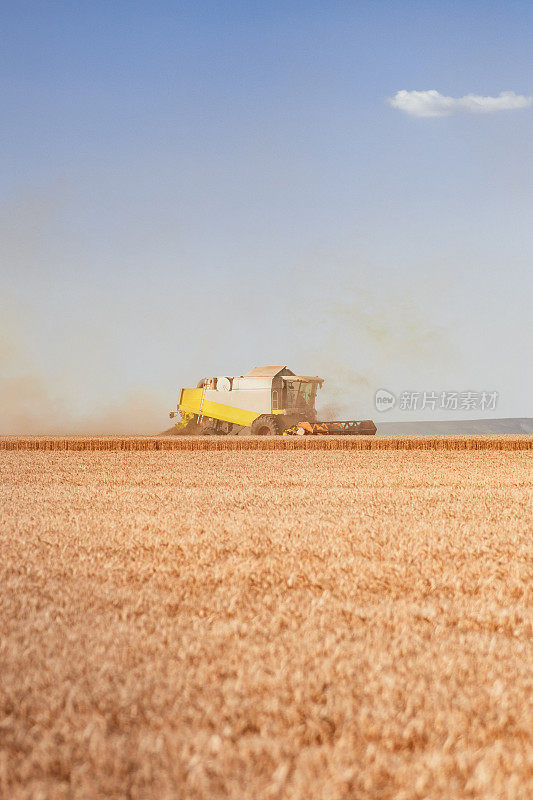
xmin=0 ymin=331 xmax=165 ymax=435
xmin=1 ymin=280 xmax=451 ymax=432
xmin=1 ymin=203 xmax=452 ymax=435
xmin=0 ymin=374 xmax=164 ymax=435
xmin=292 ymin=275 xmax=452 ymax=419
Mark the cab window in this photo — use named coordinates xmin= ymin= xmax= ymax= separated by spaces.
xmin=285 ymin=381 xmax=315 ymax=407
xmin=298 ymin=382 xmax=315 ymax=405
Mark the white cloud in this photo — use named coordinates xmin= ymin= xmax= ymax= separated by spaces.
xmin=388 ymin=89 xmax=533 ymax=118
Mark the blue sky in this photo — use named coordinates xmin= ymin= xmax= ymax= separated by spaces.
xmin=1 ymin=1 xmax=532 ymax=431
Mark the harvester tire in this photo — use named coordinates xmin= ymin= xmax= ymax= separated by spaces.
xmin=251 ymin=415 xmax=284 ymax=436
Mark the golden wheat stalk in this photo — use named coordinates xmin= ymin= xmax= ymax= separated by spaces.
xmin=0 ymin=435 xmax=530 ymax=451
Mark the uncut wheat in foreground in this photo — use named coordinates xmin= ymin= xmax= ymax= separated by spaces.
xmin=0 ymin=449 xmax=532 ymax=799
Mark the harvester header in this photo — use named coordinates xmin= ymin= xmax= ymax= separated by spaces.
xmin=170 ymin=365 xmax=376 ymax=436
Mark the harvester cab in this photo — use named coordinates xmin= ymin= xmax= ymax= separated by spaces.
xmin=170 ymin=365 xmax=376 ymax=436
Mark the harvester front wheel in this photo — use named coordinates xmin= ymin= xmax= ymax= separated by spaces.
xmin=251 ymin=415 xmax=284 ymax=436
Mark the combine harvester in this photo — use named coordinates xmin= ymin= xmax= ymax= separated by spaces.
xmin=170 ymin=366 xmax=376 ymax=436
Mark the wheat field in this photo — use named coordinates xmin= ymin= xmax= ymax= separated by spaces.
xmin=1 ymin=447 xmax=531 ymax=799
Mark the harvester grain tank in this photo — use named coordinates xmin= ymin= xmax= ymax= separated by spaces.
xmin=170 ymin=366 xmax=376 ymax=436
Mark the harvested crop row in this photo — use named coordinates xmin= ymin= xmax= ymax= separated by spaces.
xmin=0 ymin=434 xmax=531 ymax=451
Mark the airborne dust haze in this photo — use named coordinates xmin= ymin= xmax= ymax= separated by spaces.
xmin=0 ymin=188 xmax=452 ymax=434
xmin=0 ymin=189 xmax=520 ymax=434
xmin=1 ymin=259 xmax=450 ymax=434
xmin=309 ymin=289 xmax=449 ymax=419
xmin=0 ymin=327 xmax=163 ymax=435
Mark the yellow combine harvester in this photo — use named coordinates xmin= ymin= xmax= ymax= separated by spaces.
xmin=170 ymin=366 xmax=376 ymax=436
